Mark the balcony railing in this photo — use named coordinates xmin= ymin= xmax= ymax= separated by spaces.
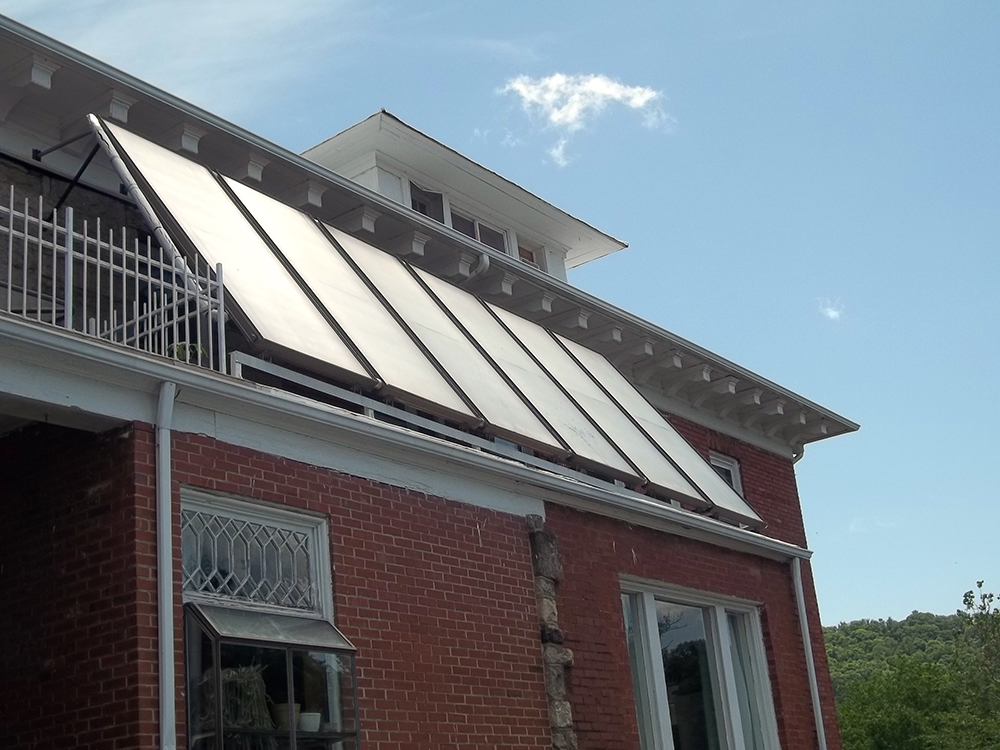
xmin=1 ymin=186 xmax=226 ymax=373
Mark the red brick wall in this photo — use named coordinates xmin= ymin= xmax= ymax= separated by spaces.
xmin=1 ymin=417 xmax=840 ymax=750
xmin=0 ymin=423 xmax=158 ymax=750
xmin=546 ymin=415 xmax=842 ymax=750
xmin=166 ymin=431 xmax=551 ymax=750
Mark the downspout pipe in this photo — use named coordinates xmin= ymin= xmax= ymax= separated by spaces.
xmin=156 ymin=381 xmax=178 ymax=750
xmin=792 ymin=556 xmax=828 ymax=750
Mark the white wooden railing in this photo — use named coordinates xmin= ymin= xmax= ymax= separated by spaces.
xmin=1 ymin=186 xmax=226 ymax=373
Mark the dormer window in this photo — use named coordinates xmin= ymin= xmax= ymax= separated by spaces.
xmin=410 ymin=182 xmax=444 ymax=223
xmin=450 ymin=210 xmax=507 ymax=254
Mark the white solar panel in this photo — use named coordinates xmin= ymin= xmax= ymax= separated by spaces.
xmin=488 ymin=304 xmax=707 ymax=504
xmin=224 ymin=177 xmax=475 ymax=423
xmin=96 ymin=120 xmax=369 ymax=383
xmin=557 ymin=334 xmax=764 ymax=526
xmin=416 ymin=270 xmax=639 ymax=481
xmin=327 ymin=225 xmax=564 ymax=454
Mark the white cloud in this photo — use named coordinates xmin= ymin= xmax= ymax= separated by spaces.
xmin=500 ymin=130 xmax=523 ymax=148
xmin=500 ymin=73 xmax=670 ymax=165
xmin=502 ymin=73 xmax=663 ymax=132
xmin=547 ymin=137 xmax=571 ymax=167
xmin=818 ymin=297 xmax=845 ymax=321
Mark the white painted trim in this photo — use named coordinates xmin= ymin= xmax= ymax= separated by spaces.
xmin=620 ymin=577 xmax=764 ymax=610
xmin=713 ymin=606 xmax=747 ymax=750
xmin=638 ymin=591 xmax=673 ymax=750
xmin=747 ymin=610 xmax=782 ymax=750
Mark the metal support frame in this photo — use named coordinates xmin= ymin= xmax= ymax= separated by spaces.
xmin=48 ymin=143 xmax=100 ymax=220
xmin=31 ymin=131 xmax=92 ymax=162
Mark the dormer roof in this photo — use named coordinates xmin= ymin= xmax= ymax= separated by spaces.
xmin=302 ymin=110 xmax=627 ymax=269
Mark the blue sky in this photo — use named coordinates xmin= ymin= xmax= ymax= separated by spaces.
xmin=3 ymin=1 xmax=997 ymax=625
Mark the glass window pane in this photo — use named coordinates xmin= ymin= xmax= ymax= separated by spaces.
xmin=451 ymin=212 xmax=476 ymax=239
xmin=219 ymin=643 xmax=290 ymax=749
xmin=728 ymin=613 xmax=766 ymax=750
xmin=655 ymin=601 xmax=721 ymax=750
xmin=293 ymin=651 xmax=358 ymax=748
xmin=477 ymin=223 xmax=507 ymax=253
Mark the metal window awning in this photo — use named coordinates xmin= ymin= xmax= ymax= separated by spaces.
xmin=191 ymin=602 xmax=356 ymax=652
xmin=89 ymin=115 xmax=764 ymax=529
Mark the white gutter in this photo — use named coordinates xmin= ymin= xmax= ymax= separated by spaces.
xmin=792 ymin=557 xmax=828 ymax=750
xmin=156 ymin=381 xmax=177 ymax=750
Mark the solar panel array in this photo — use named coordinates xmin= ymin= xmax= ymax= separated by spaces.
xmin=94 ymin=117 xmax=763 ymax=528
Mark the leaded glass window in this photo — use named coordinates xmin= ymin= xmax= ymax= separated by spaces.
xmin=181 ymin=492 xmax=330 ymax=615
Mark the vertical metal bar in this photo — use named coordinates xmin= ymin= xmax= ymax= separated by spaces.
xmin=133 ymin=237 xmax=140 ymax=347
xmin=107 ymin=226 xmax=114 ymax=339
xmin=216 ymin=263 xmax=226 ymax=375
xmin=82 ymin=220 xmax=89 ymax=332
xmin=145 ymin=237 xmax=153 ymax=352
xmin=35 ymin=195 xmax=43 ymax=321
xmin=20 ymin=198 xmax=28 ymax=319
xmin=63 ymin=207 xmax=74 ymax=330
xmin=50 ymin=208 xmax=57 ymax=324
xmin=5 ymin=186 xmax=13 ymax=315
xmin=191 ymin=257 xmax=202 ymax=367
xmin=203 ymin=255 xmax=213 ymax=372
xmin=120 ymin=228 xmax=127 ymax=343
xmin=170 ymin=248 xmax=179 ymax=359
xmin=159 ymin=244 xmax=167 ymax=357
xmin=94 ymin=218 xmax=102 ymax=336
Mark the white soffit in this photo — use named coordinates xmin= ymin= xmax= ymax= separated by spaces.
xmin=415 ymin=267 xmax=639 ymax=482
xmin=326 ymin=225 xmax=565 ymax=456
xmin=223 ymin=177 xmax=475 ymax=423
xmin=558 ymin=334 xmax=764 ymax=526
xmin=95 ymin=120 xmax=369 ymax=384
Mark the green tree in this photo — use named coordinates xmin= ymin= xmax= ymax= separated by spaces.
xmin=829 ymin=583 xmax=1000 ymax=750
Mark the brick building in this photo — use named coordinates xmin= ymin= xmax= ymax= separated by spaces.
xmin=0 ymin=15 xmax=856 ymax=750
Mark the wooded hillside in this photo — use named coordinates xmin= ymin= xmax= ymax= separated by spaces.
xmin=823 ymin=583 xmax=1000 ymax=749
xmin=823 ymin=610 xmax=967 ymax=699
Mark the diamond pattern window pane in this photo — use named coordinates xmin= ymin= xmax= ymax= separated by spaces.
xmin=181 ymin=508 xmax=317 ymax=612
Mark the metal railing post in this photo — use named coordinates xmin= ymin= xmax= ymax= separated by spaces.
xmin=63 ymin=207 xmax=74 ymax=331
xmin=216 ymin=262 xmax=226 ymax=375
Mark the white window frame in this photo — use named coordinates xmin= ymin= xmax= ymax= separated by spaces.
xmin=710 ymin=452 xmax=744 ymax=496
xmin=620 ymin=577 xmax=780 ymax=750
xmin=180 ymin=488 xmax=334 ymax=620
